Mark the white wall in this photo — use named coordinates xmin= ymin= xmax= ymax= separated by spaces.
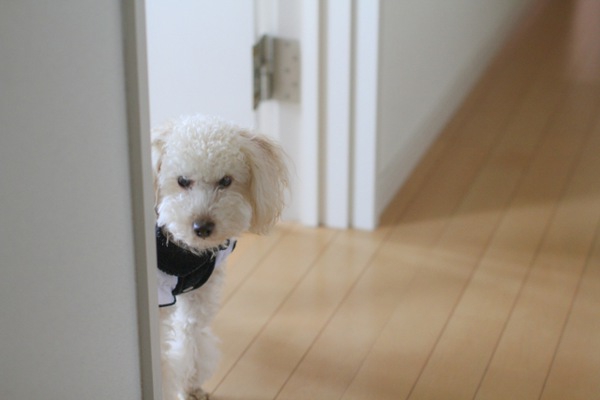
xmin=373 ymin=0 xmax=535 ymax=223
xmin=0 ymin=1 xmax=149 ymax=398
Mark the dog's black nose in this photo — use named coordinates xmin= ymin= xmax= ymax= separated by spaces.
xmin=193 ymin=220 xmax=215 ymax=238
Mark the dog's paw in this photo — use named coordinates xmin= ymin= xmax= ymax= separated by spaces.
xmin=186 ymin=388 xmax=209 ymax=400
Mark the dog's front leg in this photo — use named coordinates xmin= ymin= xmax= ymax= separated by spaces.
xmin=182 ymin=268 xmax=226 ymax=399
xmin=183 ymin=325 xmax=219 ymax=399
xmin=186 ymin=387 xmax=210 ymax=400
xmin=160 ymin=305 xmax=196 ymax=400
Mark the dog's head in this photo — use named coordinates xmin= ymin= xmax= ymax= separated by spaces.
xmin=151 ymin=115 xmax=289 ymax=250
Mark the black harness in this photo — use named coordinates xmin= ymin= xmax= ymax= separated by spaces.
xmin=156 ymin=225 xmax=235 ymax=307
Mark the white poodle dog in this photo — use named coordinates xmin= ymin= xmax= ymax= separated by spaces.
xmin=151 ymin=115 xmax=289 ymax=400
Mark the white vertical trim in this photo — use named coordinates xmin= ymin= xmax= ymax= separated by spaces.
xmin=323 ymin=0 xmax=353 ymax=228
xmin=254 ymin=0 xmax=277 ymax=37
xmin=352 ymin=0 xmax=380 ymax=230
xmin=253 ymin=0 xmax=280 ymax=144
xmin=123 ymin=0 xmax=162 ymax=398
xmin=299 ymin=0 xmax=321 ymax=226
xmin=253 ymin=0 xmax=319 ymax=226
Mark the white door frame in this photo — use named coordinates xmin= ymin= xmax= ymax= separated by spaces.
xmin=257 ymin=0 xmax=381 ymax=230
xmin=351 ymin=0 xmax=381 ymax=230
xmin=254 ymin=0 xmax=321 ymax=227
xmin=125 ymin=0 xmax=162 ymax=398
xmin=321 ymin=0 xmax=382 ymax=230
xmin=323 ymin=0 xmax=353 ymax=228
xmin=322 ymin=0 xmax=380 ymax=230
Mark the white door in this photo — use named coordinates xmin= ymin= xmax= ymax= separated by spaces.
xmin=145 ymin=0 xmax=255 ymax=128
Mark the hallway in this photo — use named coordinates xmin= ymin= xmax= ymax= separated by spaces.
xmin=207 ymin=1 xmax=600 ymax=398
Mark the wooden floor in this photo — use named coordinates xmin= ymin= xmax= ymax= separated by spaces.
xmin=206 ymin=1 xmax=600 ymax=398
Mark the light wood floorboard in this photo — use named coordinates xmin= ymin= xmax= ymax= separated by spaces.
xmin=206 ymin=1 xmax=600 ymax=398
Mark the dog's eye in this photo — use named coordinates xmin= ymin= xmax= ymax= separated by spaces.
xmin=218 ymin=175 xmax=233 ymax=189
xmin=177 ymin=176 xmax=193 ymax=188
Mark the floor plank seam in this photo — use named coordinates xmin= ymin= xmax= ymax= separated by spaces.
xmin=214 ymin=229 xmax=340 ymax=395
xmin=471 ymin=95 xmax=600 ymax=399
xmin=221 ymin=225 xmax=294 ymax=306
xmin=271 ymin=228 xmax=405 ymax=400
xmin=537 ymin=227 xmax=600 ymax=400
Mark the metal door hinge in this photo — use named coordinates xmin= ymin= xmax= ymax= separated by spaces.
xmin=253 ymin=35 xmax=300 ymax=109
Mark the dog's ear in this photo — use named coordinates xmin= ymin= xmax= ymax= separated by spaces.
xmin=240 ymin=131 xmax=290 ymax=234
xmin=150 ymin=122 xmax=173 ymax=207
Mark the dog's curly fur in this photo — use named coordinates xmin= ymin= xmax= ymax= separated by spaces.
xmin=152 ymin=115 xmax=289 ymax=400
